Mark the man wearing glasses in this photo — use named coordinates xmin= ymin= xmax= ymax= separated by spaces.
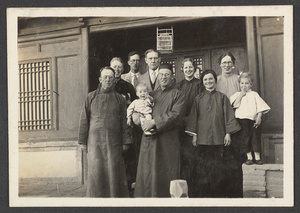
xmin=138 ymin=49 xmax=161 ymax=92
xmin=134 ymin=63 xmax=186 ymax=197
xmin=121 ymin=51 xmax=141 ymax=88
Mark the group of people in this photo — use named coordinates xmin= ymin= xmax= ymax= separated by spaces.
xmin=78 ymin=49 xmax=270 ymax=198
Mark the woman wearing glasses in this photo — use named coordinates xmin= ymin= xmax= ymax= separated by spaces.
xmin=215 ymin=52 xmax=243 ymax=198
xmin=216 ymin=52 xmax=240 ymax=98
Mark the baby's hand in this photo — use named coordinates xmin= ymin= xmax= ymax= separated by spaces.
xmin=127 ymin=118 xmax=132 ymax=127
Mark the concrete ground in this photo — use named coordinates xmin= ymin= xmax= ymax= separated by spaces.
xmin=19 ymin=163 xmax=283 ymax=198
xmin=19 ymin=181 xmax=87 ymax=197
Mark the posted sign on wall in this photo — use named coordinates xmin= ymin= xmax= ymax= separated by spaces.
xmin=157 ymin=27 xmax=173 ymax=53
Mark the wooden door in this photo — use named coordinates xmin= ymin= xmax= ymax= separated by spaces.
xmin=256 ymin=17 xmax=284 ymax=132
xmin=255 ymin=17 xmax=284 ymax=163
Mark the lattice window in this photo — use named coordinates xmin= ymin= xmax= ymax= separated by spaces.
xmin=192 ymin=57 xmax=203 ymax=71
xmin=161 ymin=59 xmax=176 ymax=77
xmin=19 ymin=60 xmax=52 ymax=130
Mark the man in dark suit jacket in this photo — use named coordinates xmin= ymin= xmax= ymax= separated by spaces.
xmin=138 ymin=49 xmax=161 ymax=92
xmin=121 ymin=51 xmax=141 ymax=88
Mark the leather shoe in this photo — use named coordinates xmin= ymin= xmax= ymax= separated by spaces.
xmin=255 ymin=159 xmax=263 ymax=165
xmin=245 ymin=159 xmax=254 ymax=165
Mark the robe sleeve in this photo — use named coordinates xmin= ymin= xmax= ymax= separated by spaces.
xmin=147 ymin=96 xmax=154 ymax=107
xmin=121 ymin=98 xmax=134 ymax=145
xmin=254 ymin=92 xmax=271 ymax=114
xmin=126 ymin=100 xmax=136 ymax=118
xmin=78 ymin=95 xmax=91 ymax=145
xmin=185 ymin=98 xmax=198 ymax=135
xmin=154 ymin=90 xmax=186 ymax=133
xmin=223 ymin=95 xmax=241 ymax=134
xmin=230 ymin=92 xmax=240 ymax=106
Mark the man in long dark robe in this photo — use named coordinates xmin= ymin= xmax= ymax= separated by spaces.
xmin=78 ymin=66 xmax=132 ymax=197
xmin=134 ymin=63 xmax=186 ymax=197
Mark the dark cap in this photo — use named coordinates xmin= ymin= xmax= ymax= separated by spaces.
xmin=159 ymin=63 xmax=173 ymax=71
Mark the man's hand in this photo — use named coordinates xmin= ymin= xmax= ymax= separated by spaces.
xmin=224 ymin=133 xmax=231 ymax=146
xmin=127 ymin=118 xmax=132 ymax=127
xmin=192 ymin=135 xmax=197 ymax=147
xmin=122 ymin=144 xmax=130 ymax=152
xmin=141 ymin=119 xmax=155 ymax=131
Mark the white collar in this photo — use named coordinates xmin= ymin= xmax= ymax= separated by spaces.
xmin=149 ymin=68 xmax=159 ymax=74
xmin=130 ymin=71 xmax=140 ymax=76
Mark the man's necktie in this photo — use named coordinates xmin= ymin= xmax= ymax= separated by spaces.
xmin=151 ymin=71 xmax=156 ymax=84
xmin=133 ymin=74 xmax=138 ymax=88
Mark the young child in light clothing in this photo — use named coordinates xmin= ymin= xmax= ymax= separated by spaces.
xmin=230 ymin=73 xmax=270 ymax=165
xmin=127 ymin=83 xmax=154 ymax=135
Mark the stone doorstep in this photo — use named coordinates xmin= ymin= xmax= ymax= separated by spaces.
xmin=243 ymin=170 xmax=266 ymax=175
xmin=243 ymin=191 xmax=266 ymax=198
xmin=243 ymin=181 xmax=266 ymax=187
xmin=242 ymin=163 xmax=283 ymax=198
xmin=242 ymin=163 xmax=283 ymax=171
xmin=243 ymin=175 xmax=266 ymax=181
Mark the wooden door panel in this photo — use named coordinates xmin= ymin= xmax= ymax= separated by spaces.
xmin=256 ymin=17 xmax=284 ymax=132
xmin=260 ymin=34 xmax=284 ymax=131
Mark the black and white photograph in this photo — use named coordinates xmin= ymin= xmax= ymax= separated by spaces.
xmin=7 ymin=6 xmax=294 ymax=207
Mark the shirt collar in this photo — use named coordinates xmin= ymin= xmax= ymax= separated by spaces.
xmin=221 ymin=72 xmax=234 ymax=78
xmin=100 ymin=86 xmax=113 ymax=93
xmin=130 ymin=71 xmax=140 ymax=77
xmin=160 ymin=83 xmax=174 ymax=92
xmin=205 ymin=88 xmax=216 ymax=93
xmin=149 ymin=68 xmax=159 ymax=75
xmin=184 ymin=77 xmax=195 ymax=82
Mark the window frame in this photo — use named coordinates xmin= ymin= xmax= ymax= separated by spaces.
xmin=18 ymin=58 xmax=54 ymax=131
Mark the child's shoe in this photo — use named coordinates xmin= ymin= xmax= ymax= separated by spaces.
xmin=255 ymin=159 xmax=263 ymax=165
xmin=245 ymin=159 xmax=254 ymax=165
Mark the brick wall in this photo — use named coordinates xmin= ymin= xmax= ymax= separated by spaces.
xmin=243 ymin=164 xmax=283 ymax=198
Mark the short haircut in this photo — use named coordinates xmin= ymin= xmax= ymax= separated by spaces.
xmin=144 ymin=49 xmax=161 ymax=58
xmin=110 ymin=57 xmax=124 ymax=65
xmin=99 ymin=66 xmax=115 ymax=77
xmin=135 ymin=83 xmax=148 ymax=92
xmin=217 ymin=52 xmax=236 ymax=65
xmin=181 ymin=58 xmax=197 ymax=72
xmin=201 ymin=69 xmax=218 ymax=83
xmin=239 ymin=72 xmax=254 ymax=84
xmin=128 ymin=51 xmax=140 ymax=61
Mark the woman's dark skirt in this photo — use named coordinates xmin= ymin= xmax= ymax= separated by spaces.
xmin=189 ymin=139 xmax=243 ymax=198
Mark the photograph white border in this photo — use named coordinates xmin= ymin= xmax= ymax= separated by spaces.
xmin=8 ymin=6 xmax=294 ymax=207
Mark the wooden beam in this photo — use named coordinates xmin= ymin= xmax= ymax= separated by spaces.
xmin=89 ymin=17 xmax=204 ymax=33
xmin=246 ymin=17 xmax=260 ymax=92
